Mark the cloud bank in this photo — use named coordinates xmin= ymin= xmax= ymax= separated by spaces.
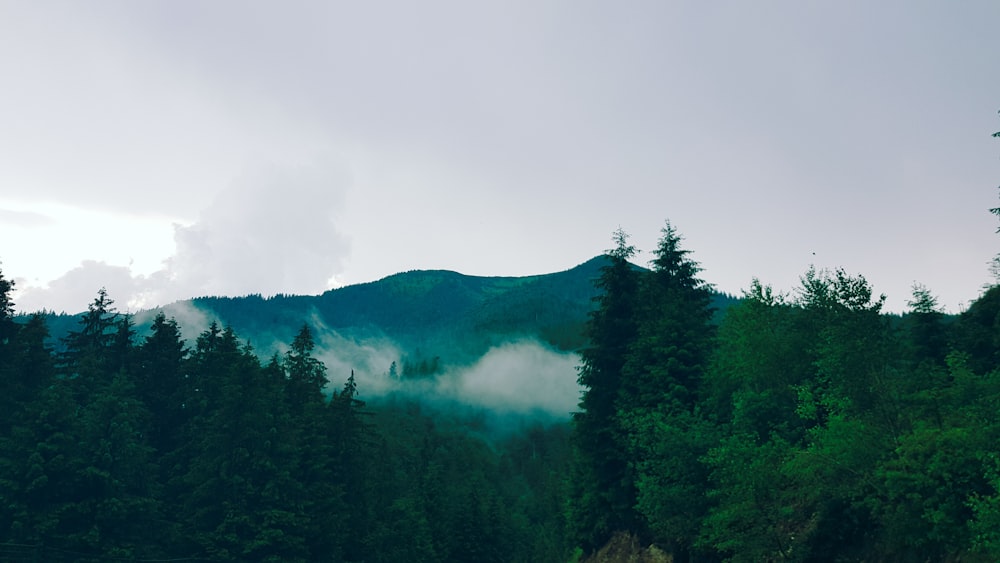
xmin=306 ymin=333 xmax=581 ymax=420
xmin=15 ymin=159 xmax=351 ymax=314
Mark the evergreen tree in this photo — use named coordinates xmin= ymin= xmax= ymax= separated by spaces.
xmin=905 ymin=283 xmax=948 ymax=367
xmin=620 ymin=222 xmax=717 ymax=558
xmin=0 ymin=268 xmax=21 ymax=430
xmin=0 ymin=266 xmax=15 ymax=346
xmin=73 ymin=369 xmax=161 ymax=558
xmin=0 ymin=314 xmax=56 ymax=545
xmin=180 ymin=326 xmax=308 ymax=561
xmin=569 ymin=228 xmax=642 ymax=552
xmin=328 ymin=370 xmax=375 ymax=562
xmin=136 ymin=313 xmax=189 ymax=455
xmin=285 ymin=324 xmax=327 ymax=410
xmin=59 ymin=288 xmax=120 ymax=399
xmin=622 ymin=222 xmax=715 ymax=412
xmin=282 ymin=324 xmax=348 ymax=561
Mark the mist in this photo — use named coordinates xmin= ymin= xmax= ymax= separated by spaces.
xmin=120 ymin=301 xmax=584 ymax=425
xmin=299 ymin=314 xmax=582 ymax=421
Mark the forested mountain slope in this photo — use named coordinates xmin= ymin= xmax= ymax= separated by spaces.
xmin=3 ymin=222 xmax=1000 ymax=561
xmin=33 ymin=256 xmax=738 ymax=365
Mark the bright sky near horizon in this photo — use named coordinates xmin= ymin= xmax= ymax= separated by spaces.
xmin=1 ymin=1 xmax=998 ymax=314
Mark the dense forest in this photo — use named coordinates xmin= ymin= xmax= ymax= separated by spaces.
xmin=2 ymin=203 xmax=1000 ymax=561
xmin=568 ymin=223 xmax=1000 ymax=562
xmin=0 ymin=279 xmax=575 ymax=562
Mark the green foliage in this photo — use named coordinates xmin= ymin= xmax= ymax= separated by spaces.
xmin=624 ymin=407 xmax=717 ymax=558
xmin=570 ymin=223 xmax=718 ymax=558
xmin=700 ymin=434 xmax=807 ymax=562
xmin=7 ymin=203 xmax=1000 ymax=563
xmin=569 ymin=229 xmax=642 ymax=552
xmin=0 ymin=281 xmax=571 ymax=561
xmin=569 ymin=216 xmax=1000 ymax=561
xmin=0 ymin=266 xmax=15 ymax=345
xmin=969 ymin=453 xmax=1000 ymax=557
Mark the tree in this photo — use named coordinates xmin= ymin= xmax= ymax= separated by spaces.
xmin=905 ymin=283 xmax=948 ymax=367
xmin=569 ymin=228 xmax=643 ymax=552
xmin=59 ymin=288 xmax=120 ymax=399
xmin=136 ymin=313 xmax=189 ymax=455
xmin=328 ymin=370 xmax=376 ymax=562
xmin=0 ymin=266 xmax=16 ymax=346
xmin=0 ymin=314 xmax=55 ymax=544
xmin=703 ymin=280 xmax=810 ymax=443
xmin=700 ymin=433 xmax=807 ymax=562
xmin=622 ymin=222 xmax=715 ymax=412
xmin=180 ymin=326 xmax=308 ymax=561
xmin=281 ymin=324 xmax=347 ymax=561
xmin=786 ymin=268 xmax=903 ymax=559
xmin=619 ymin=222 xmax=717 ymax=558
xmin=285 ymin=324 xmax=327 ymax=410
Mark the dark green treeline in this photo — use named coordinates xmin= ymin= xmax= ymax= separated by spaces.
xmin=569 ymin=222 xmax=1000 ymax=562
xmin=0 ymin=277 xmax=573 ymax=562
xmin=3 ymin=215 xmax=1000 ymax=562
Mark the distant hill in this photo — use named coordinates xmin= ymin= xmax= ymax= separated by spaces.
xmin=26 ymin=256 xmax=739 ymax=365
xmin=185 ymin=256 xmax=615 ymax=363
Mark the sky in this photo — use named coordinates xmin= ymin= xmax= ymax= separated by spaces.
xmin=1 ymin=1 xmax=998 ymax=315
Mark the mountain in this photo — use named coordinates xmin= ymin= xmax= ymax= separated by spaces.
xmin=182 ymin=256 xmax=613 ymax=363
xmin=28 ymin=256 xmax=739 ymax=366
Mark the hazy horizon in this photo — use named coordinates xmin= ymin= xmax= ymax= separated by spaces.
xmin=2 ymin=1 xmax=998 ymax=314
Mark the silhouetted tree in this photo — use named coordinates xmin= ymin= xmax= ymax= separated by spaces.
xmin=569 ymin=228 xmax=642 ymax=552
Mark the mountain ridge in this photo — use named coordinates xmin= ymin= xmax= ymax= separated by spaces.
xmin=25 ymin=256 xmax=738 ymax=365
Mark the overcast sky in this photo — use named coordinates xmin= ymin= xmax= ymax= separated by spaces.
xmin=1 ymin=1 xmax=998 ymax=315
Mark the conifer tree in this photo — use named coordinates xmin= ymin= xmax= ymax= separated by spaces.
xmin=622 ymin=222 xmax=714 ymax=412
xmin=569 ymin=228 xmax=642 ymax=552
xmin=285 ymin=324 xmax=327 ymax=410
xmin=137 ymin=313 xmax=189 ymax=455
xmin=0 ymin=266 xmax=15 ymax=346
xmin=60 ymin=288 xmax=120 ymax=399
xmin=619 ymin=222 xmax=717 ymax=558
xmin=0 ymin=314 xmax=56 ymax=545
xmin=180 ymin=326 xmax=308 ymax=561
xmin=282 ymin=324 xmax=348 ymax=561
xmin=329 ymin=370 xmax=375 ymax=561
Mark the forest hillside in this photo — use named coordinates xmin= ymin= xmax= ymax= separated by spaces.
xmin=2 ymin=220 xmax=999 ymax=561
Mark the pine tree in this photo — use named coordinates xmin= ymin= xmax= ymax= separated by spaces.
xmin=329 ymin=370 xmax=375 ymax=562
xmin=285 ymin=324 xmax=327 ymax=410
xmin=0 ymin=314 xmax=56 ymax=544
xmin=60 ymin=288 xmax=120 ymax=398
xmin=180 ymin=326 xmax=308 ymax=561
xmin=569 ymin=228 xmax=642 ymax=552
xmin=619 ymin=222 xmax=717 ymax=558
xmin=0 ymin=266 xmax=16 ymax=346
xmin=137 ymin=313 xmax=189 ymax=455
xmin=622 ymin=222 xmax=715 ymax=412
xmin=281 ymin=324 xmax=348 ymax=561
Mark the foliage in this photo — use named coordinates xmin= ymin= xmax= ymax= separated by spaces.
xmin=570 ymin=216 xmax=1000 ymax=561
xmin=5 ymin=190 xmax=1000 ymax=562
xmin=0 ymin=283 xmax=575 ymax=562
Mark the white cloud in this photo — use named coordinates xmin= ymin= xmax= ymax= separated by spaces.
xmin=3 ymin=1 xmax=999 ymax=315
xmin=318 ymin=337 xmax=582 ymax=419
xmin=15 ymin=260 xmax=142 ymax=314
xmin=438 ymin=341 xmax=581 ymax=417
xmin=13 ymin=158 xmax=352 ymax=314
xmin=161 ymin=158 xmax=352 ymax=300
xmin=0 ymin=208 xmax=53 ymax=228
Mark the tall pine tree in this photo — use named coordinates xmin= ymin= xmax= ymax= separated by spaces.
xmin=619 ymin=222 xmax=717 ymax=559
xmin=569 ymin=228 xmax=642 ymax=553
